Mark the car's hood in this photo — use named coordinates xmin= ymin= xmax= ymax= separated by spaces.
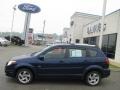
xmin=11 ymin=54 xmax=32 ymax=60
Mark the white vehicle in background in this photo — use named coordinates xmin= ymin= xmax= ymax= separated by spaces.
xmin=0 ymin=37 xmax=10 ymax=46
xmin=46 ymin=43 xmax=54 ymax=46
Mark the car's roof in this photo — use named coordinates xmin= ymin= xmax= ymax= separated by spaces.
xmin=50 ymin=43 xmax=96 ymax=48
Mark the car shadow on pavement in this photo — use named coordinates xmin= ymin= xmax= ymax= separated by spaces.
xmin=33 ymin=78 xmax=84 ymax=85
xmin=5 ymin=77 xmax=84 ymax=85
xmin=5 ymin=76 xmax=109 ymax=87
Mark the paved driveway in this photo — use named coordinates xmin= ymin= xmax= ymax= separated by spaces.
xmin=0 ymin=46 xmax=120 ymax=90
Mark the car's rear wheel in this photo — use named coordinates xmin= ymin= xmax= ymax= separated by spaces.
xmin=85 ymin=71 xmax=101 ymax=86
xmin=16 ymin=68 xmax=33 ymax=84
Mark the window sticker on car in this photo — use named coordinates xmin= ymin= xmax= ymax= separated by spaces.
xmin=70 ymin=49 xmax=82 ymax=57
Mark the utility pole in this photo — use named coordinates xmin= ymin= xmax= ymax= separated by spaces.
xmin=10 ymin=5 xmax=16 ymax=43
xmin=99 ymin=0 xmax=107 ymax=49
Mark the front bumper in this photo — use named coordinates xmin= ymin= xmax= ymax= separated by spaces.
xmin=5 ymin=65 xmax=16 ymax=77
xmin=5 ymin=70 xmax=15 ymax=77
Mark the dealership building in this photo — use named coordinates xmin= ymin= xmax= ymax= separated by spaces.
xmin=67 ymin=9 xmax=120 ymax=62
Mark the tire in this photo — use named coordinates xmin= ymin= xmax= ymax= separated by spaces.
xmin=85 ymin=71 xmax=101 ymax=86
xmin=16 ymin=68 xmax=33 ymax=84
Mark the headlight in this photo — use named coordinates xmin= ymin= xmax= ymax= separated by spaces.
xmin=7 ymin=60 xmax=16 ymax=66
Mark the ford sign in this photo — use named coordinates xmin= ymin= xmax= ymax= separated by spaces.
xmin=18 ymin=3 xmax=40 ymax=13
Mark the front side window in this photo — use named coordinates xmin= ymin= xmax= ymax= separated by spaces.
xmin=69 ymin=49 xmax=86 ymax=58
xmin=44 ymin=47 xmax=66 ymax=59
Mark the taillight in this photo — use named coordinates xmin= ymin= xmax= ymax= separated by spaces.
xmin=105 ymin=57 xmax=109 ymax=65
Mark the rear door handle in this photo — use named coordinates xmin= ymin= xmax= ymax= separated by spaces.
xmin=37 ymin=65 xmax=42 ymax=68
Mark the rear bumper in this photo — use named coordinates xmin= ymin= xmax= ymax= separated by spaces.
xmin=102 ymin=69 xmax=110 ymax=78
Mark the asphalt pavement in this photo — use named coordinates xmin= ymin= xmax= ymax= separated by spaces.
xmin=0 ymin=46 xmax=120 ymax=90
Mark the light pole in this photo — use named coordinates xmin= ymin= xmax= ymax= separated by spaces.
xmin=10 ymin=5 xmax=16 ymax=43
xmin=42 ymin=20 xmax=46 ymax=43
xmin=99 ymin=0 xmax=107 ymax=49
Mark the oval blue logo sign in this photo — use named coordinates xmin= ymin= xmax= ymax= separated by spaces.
xmin=18 ymin=3 xmax=41 ymax=13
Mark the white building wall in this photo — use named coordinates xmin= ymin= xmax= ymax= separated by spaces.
xmin=63 ymin=28 xmax=70 ymax=43
xmin=115 ymin=33 xmax=120 ymax=62
xmin=115 ymin=10 xmax=120 ymax=62
xmin=70 ymin=12 xmax=100 ymax=43
xmin=83 ymin=10 xmax=120 ymax=38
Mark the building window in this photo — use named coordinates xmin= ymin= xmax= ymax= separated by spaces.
xmin=70 ymin=21 xmax=74 ymax=27
xmin=76 ymin=39 xmax=80 ymax=43
xmin=102 ymin=33 xmax=117 ymax=59
xmin=84 ymin=38 xmax=89 ymax=44
xmin=83 ymin=36 xmax=99 ymax=46
xmin=83 ymin=34 xmax=117 ymax=59
xmin=102 ymin=35 xmax=108 ymax=56
xmin=69 ymin=38 xmax=71 ymax=43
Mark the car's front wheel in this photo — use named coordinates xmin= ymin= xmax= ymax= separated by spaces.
xmin=85 ymin=71 xmax=101 ymax=86
xmin=16 ymin=68 xmax=33 ymax=84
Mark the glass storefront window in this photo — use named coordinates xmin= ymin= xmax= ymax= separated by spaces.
xmin=84 ymin=33 xmax=117 ymax=59
xmin=83 ymin=36 xmax=99 ymax=46
xmin=102 ymin=33 xmax=117 ymax=59
xmin=102 ymin=35 xmax=108 ymax=55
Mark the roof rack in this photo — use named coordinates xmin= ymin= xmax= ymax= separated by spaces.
xmin=71 ymin=43 xmax=96 ymax=47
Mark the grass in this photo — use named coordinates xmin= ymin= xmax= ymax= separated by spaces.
xmin=109 ymin=64 xmax=120 ymax=69
xmin=109 ymin=64 xmax=120 ymax=71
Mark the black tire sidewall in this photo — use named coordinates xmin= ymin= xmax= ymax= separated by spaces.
xmin=16 ymin=68 xmax=33 ymax=84
xmin=85 ymin=71 xmax=101 ymax=86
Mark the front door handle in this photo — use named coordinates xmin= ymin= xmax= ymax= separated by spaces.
xmin=59 ymin=60 xmax=64 ymax=63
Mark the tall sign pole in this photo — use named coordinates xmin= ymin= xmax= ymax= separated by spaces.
xmin=24 ymin=13 xmax=31 ymax=46
xmin=99 ymin=0 xmax=107 ymax=49
xmin=18 ymin=3 xmax=41 ymax=46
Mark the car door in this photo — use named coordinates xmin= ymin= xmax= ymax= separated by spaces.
xmin=37 ymin=46 xmax=69 ymax=75
xmin=66 ymin=46 xmax=88 ymax=75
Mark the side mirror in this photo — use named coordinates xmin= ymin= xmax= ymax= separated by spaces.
xmin=38 ymin=55 xmax=44 ymax=61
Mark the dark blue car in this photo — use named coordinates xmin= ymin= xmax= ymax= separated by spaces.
xmin=5 ymin=44 xmax=110 ymax=86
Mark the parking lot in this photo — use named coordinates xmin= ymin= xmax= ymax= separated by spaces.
xmin=0 ymin=46 xmax=120 ymax=90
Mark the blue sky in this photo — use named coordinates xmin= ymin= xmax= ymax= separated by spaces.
xmin=0 ymin=0 xmax=120 ymax=35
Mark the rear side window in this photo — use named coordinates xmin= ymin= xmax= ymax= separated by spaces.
xmin=69 ymin=49 xmax=87 ymax=57
xmin=88 ymin=49 xmax=97 ymax=57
